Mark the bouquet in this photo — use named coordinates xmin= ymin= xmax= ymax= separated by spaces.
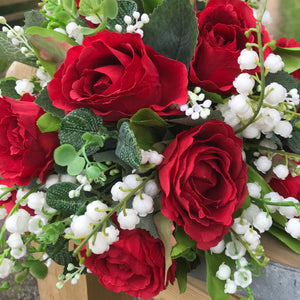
xmin=0 ymin=0 xmax=300 ymax=299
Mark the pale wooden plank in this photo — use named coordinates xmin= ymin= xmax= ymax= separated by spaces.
xmin=5 ymin=61 xmax=37 ymax=79
xmin=1 ymin=0 xmax=32 ymax=6
xmin=3 ymin=11 xmax=25 ymax=22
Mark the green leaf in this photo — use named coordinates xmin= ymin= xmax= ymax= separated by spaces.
xmin=203 ymin=90 xmax=228 ymax=104
xmin=234 ymin=194 xmax=251 ymax=218
xmin=34 ymin=88 xmax=65 ymax=118
xmin=0 ymin=77 xmax=20 ymax=99
xmin=143 ymin=0 xmax=198 ymax=69
xmin=269 ymin=226 xmax=300 ymax=254
xmin=0 ymin=282 xmax=10 ymax=290
xmin=115 ymin=121 xmax=141 ymax=169
xmin=129 ymin=108 xmax=169 ymax=149
xmin=29 ymin=261 xmax=48 ymax=279
xmin=78 ymin=0 xmax=104 ymax=17
xmin=265 ymin=71 xmax=300 ymax=93
xmin=67 ymin=156 xmax=86 ymax=175
xmin=153 ymin=212 xmax=176 ymax=285
xmin=287 ymin=129 xmax=300 ymax=154
xmin=140 ymin=0 xmax=162 ymax=13
xmin=46 ymin=182 xmax=84 ymax=214
xmin=205 ymin=251 xmax=234 ymax=300
xmin=46 ymin=236 xmax=73 ymax=265
xmin=103 ymin=0 xmax=118 ymax=19
xmin=86 ymin=165 xmax=101 ymax=180
xmin=107 ymin=0 xmax=138 ymax=32
xmin=275 ymin=46 xmax=300 ymax=74
xmin=26 ymin=27 xmax=77 ymax=76
xmin=54 ymin=144 xmax=78 ymax=166
xmin=59 ymin=108 xmax=104 ymax=155
xmin=15 ymin=268 xmax=29 ymax=283
xmin=62 ymin=0 xmax=74 ymax=12
xmin=175 ymin=258 xmax=189 ymax=294
xmin=171 ymin=226 xmax=196 ymax=259
xmin=24 ymin=10 xmax=47 ymax=30
xmin=0 ymin=32 xmax=37 ymax=67
xmin=37 ymin=112 xmax=61 ymax=133
xmin=136 ymin=214 xmax=159 ymax=239
xmin=39 ymin=222 xmax=66 ymax=245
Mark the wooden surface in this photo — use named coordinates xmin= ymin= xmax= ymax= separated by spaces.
xmin=5 ymin=61 xmax=37 ymax=79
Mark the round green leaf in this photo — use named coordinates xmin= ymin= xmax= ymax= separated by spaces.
xmin=86 ymin=165 xmax=101 ymax=180
xmin=29 ymin=262 xmax=48 ymax=279
xmin=67 ymin=156 xmax=86 ymax=175
xmin=54 ymin=144 xmax=77 ymax=166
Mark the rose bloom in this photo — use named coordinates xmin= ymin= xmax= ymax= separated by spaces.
xmin=159 ymin=120 xmax=248 ymax=250
xmin=82 ymin=228 xmax=176 ymax=299
xmin=189 ymin=0 xmax=271 ymax=94
xmin=48 ymin=31 xmax=188 ymax=122
xmin=276 ymin=37 xmax=300 ymax=80
xmin=0 ymin=94 xmax=59 ymax=187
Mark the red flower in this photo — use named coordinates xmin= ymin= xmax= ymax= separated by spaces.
xmin=159 ymin=120 xmax=248 ymax=250
xmin=276 ymin=37 xmax=300 ymax=80
xmin=189 ymin=0 xmax=271 ymax=95
xmin=48 ymin=31 xmax=188 ymax=123
xmin=0 ymin=94 xmax=59 ymax=187
xmin=82 ymin=228 xmax=176 ymax=299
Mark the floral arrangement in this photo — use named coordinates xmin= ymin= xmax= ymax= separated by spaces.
xmin=0 ymin=0 xmax=300 ymax=299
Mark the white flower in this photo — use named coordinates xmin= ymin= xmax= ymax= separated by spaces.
xmin=241 ymin=204 xmax=261 ymax=224
xmin=238 ymin=49 xmax=259 ymax=70
xmin=44 ymin=174 xmax=60 ymax=189
xmin=123 ymin=174 xmax=141 ymax=190
xmin=0 ymin=258 xmax=14 ymax=279
xmin=104 ymin=225 xmax=119 ymax=244
xmin=111 ymin=181 xmax=131 ymax=201
xmin=264 ymin=54 xmax=284 ymax=73
xmin=15 ymin=79 xmax=34 ymax=96
xmin=253 ymin=211 xmax=272 ymax=233
xmin=228 ymin=94 xmax=253 ymax=119
xmin=28 ymin=215 xmax=47 ymax=235
xmin=279 ymin=197 xmax=299 ymax=219
xmin=132 ymin=193 xmax=154 ymax=217
xmin=143 ymin=180 xmax=160 ymax=197
xmin=264 ymin=82 xmax=287 ymax=106
xmin=216 ymin=263 xmax=231 ymax=281
xmin=232 ymin=218 xmax=250 ymax=235
xmin=117 ymin=209 xmax=140 ymax=230
xmin=247 ymin=182 xmax=262 ymax=199
xmin=66 ymin=22 xmax=83 ymax=44
xmin=0 ymin=185 xmax=11 ymax=201
xmin=27 ymin=191 xmax=46 ymax=211
xmin=225 ymin=240 xmax=246 ymax=260
xmin=234 ymin=268 xmax=252 ymax=288
xmin=261 ymin=10 xmax=273 ymax=26
xmin=224 ymin=279 xmax=237 ymax=294
xmin=88 ymin=232 xmax=110 ymax=254
xmin=254 ymin=156 xmax=272 ymax=173
xmin=6 ymin=209 xmax=30 ymax=234
xmin=11 ymin=245 xmax=27 ymax=259
xmin=243 ymin=228 xmax=260 ymax=250
xmin=70 ymin=215 xmax=93 ymax=237
xmin=7 ymin=233 xmax=23 ymax=249
xmin=273 ymin=164 xmax=289 ymax=180
xmin=242 ymin=124 xmax=261 ymax=139
xmin=0 ymin=207 xmax=7 ymax=220
xmin=264 ymin=192 xmax=284 ymax=213
xmin=148 ymin=150 xmax=164 ymax=165
xmin=85 ymin=200 xmax=108 ymax=222
xmin=274 ymin=121 xmax=293 ymax=138
xmin=285 ymin=218 xmax=300 ymax=238
xmin=210 ymin=240 xmax=225 ymax=254
xmin=233 ymin=73 xmax=255 ymax=95
xmin=85 ymin=16 xmax=101 ymax=24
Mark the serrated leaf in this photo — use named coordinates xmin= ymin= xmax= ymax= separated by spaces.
xmin=0 ymin=78 xmax=20 ymax=99
xmin=29 ymin=261 xmax=48 ymax=279
xmin=153 ymin=212 xmax=176 ymax=285
xmin=37 ymin=112 xmax=61 ymax=133
xmin=115 ymin=121 xmax=141 ymax=168
xmin=67 ymin=156 xmax=86 ymax=175
xmin=275 ymin=46 xmax=300 ymax=74
xmin=205 ymin=251 xmax=233 ymax=300
xmin=143 ymin=0 xmax=198 ymax=69
xmin=106 ymin=0 xmax=138 ymax=32
xmin=269 ymin=226 xmax=300 ymax=254
xmin=59 ymin=108 xmax=104 ymax=155
xmin=15 ymin=268 xmax=29 ymax=283
xmin=24 ymin=10 xmax=47 ymax=30
xmin=0 ymin=32 xmax=37 ymax=67
xmin=35 ymin=88 xmax=65 ymax=118
xmin=171 ymin=226 xmax=196 ymax=259
xmin=287 ymin=130 xmax=300 ymax=154
xmin=46 ymin=182 xmax=84 ymax=214
xmin=46 ymin=236 xmax=73 ymax=265
xmin=140 ymin=0 xmax=162 ymax=13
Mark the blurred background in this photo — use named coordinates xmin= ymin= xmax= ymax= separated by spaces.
xmin=0 ymin=0 xmax=299 ymax=299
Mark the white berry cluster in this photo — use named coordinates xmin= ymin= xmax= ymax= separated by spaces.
xmin=0 ymin=19 xmax=35 ymax=57
xmin=115 ymin=12 xmax=150 ymax=37
xmin=179 ymin=87 xmax=212 ymax=120
xmin=56 ymin=263 xmax=86 ymax=288
xmin=68 ymin=174 xmax=92 ymax=198
xmin=141 ymin=149 xmax=164 ymax=165
xmin=111 ymin=174 xmax=159 ymax=230
xmin=15 ymin=79 xmax=35 ymax=96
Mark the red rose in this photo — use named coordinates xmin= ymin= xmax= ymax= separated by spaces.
xmin=159 ymin=120 xmax=248 ymax=250
xmin=48 ymin=31 xmax=188 ymax=122
xmin=0 ymin=94 xmax=59 ymax=187
xmin=276 ymin=37 xmax=300 ymax=80
xmin=189 ymin=0 xmax=271 ymax=94
xmin=82 ymin=228 xmax=176 ymax=299
xmin=270 ymin=174 xmax=300 ymax=200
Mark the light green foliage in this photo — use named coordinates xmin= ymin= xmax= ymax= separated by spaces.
xmin=37 ymin=112 xmax=61 ymax=133
xmin=0 ymin=77 xmax=20 ymax=99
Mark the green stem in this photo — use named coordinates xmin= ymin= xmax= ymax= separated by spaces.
xmin=0 ymin=186 xmax=17 ymax=201
xmin=73 ymin=171 xmax=156 ymax=256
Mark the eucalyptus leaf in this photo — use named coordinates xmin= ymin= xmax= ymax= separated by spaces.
xmin=46 ymin=182 xmax=84 ymax=214
xmin=115 ymin=121 xmax=141 ymax=169
xmin=67 ymin=156 xmax=86 ymax=175
xmin=143 ymin=0 xmax=198 ymax=69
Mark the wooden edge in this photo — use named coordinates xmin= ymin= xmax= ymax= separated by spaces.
xmin=5 ymin=61 xmax=37 ymax=79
